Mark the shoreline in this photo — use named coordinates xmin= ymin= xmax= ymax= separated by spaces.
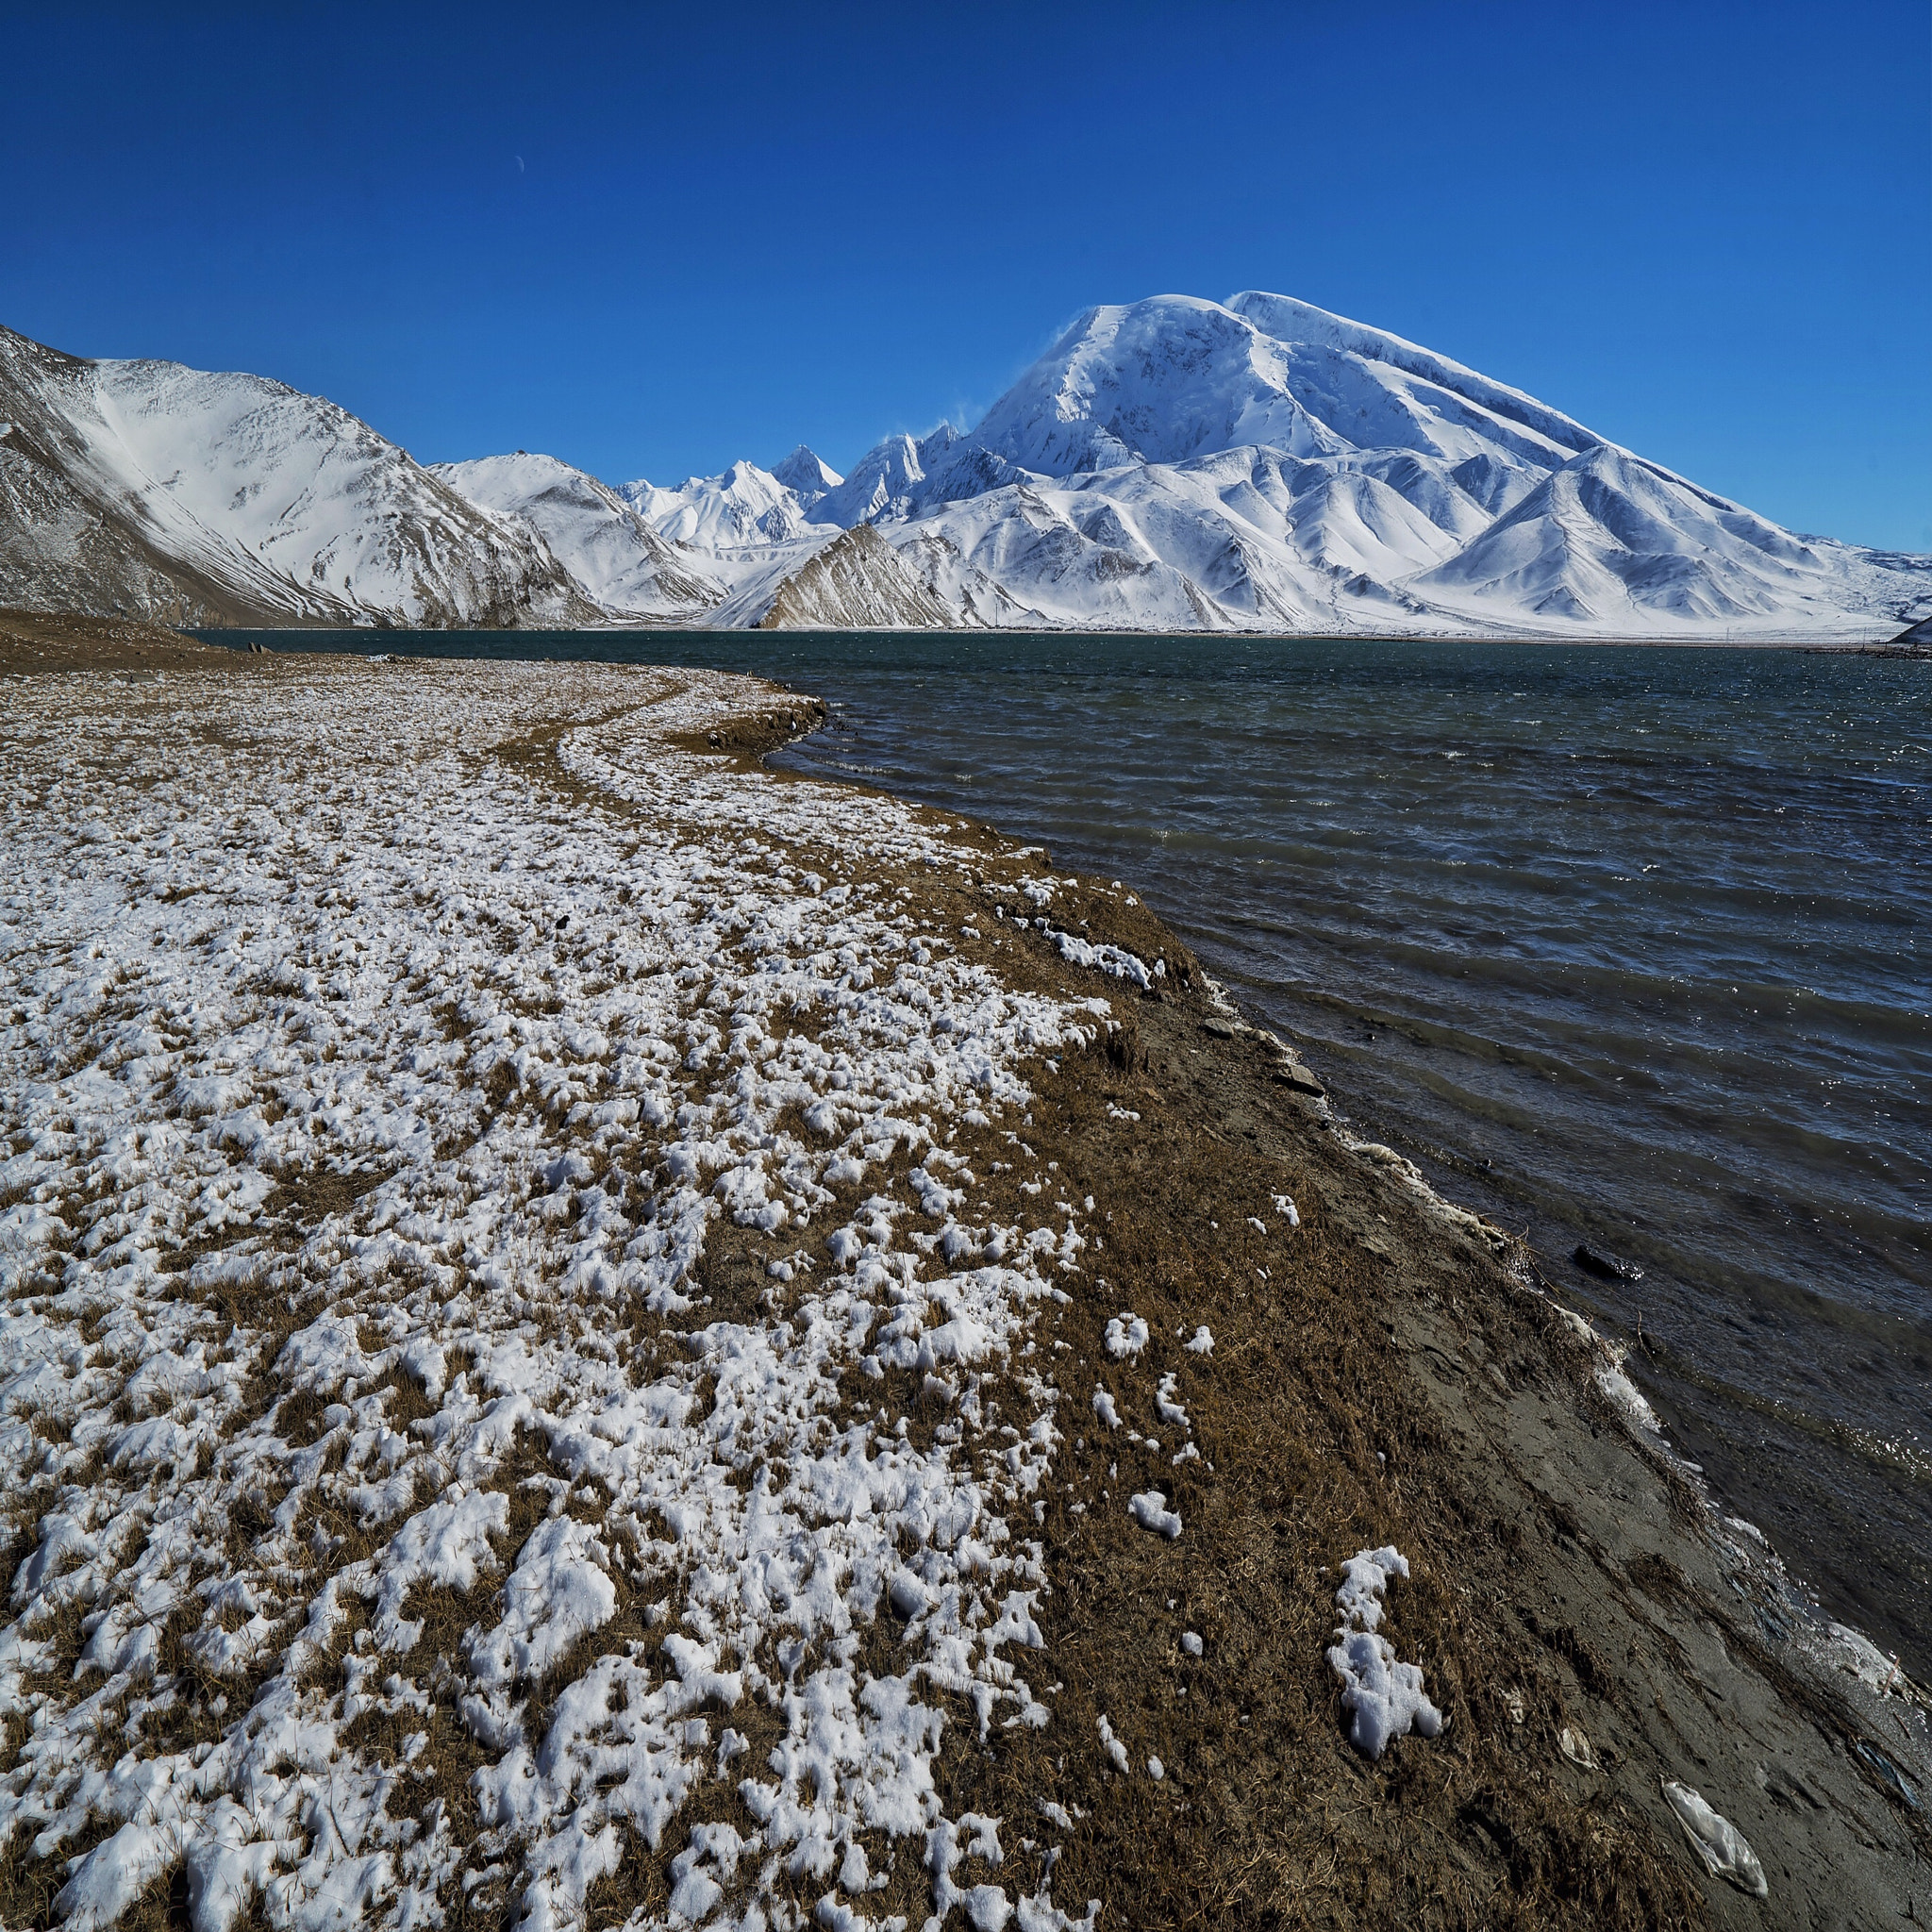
xmin=203 ymin=623 xmax=1931 ymax=656
xmin=8 ymin=605 xmax=1926 ymax=663
xmin=1 ymin=635 xmax=1926 ymax=1928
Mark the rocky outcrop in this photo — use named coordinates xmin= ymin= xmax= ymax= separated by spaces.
xmin=755 ymin=522 xmax=954 ymax=629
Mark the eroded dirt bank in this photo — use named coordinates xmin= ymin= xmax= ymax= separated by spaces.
xmin=0 ymin=641 xmax=1924 ymax=1932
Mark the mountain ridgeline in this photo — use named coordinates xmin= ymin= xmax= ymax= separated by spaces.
xmin=3 ymin=295 xmax=1925 ymax=638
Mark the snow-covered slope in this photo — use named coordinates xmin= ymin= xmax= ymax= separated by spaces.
xmin=0 ymin=325 xmax=597 ymax=628
xmin=756 ymin=523 xmax=955 ymax=629
xmin=431 ymin=452 xmax=722 ymax=622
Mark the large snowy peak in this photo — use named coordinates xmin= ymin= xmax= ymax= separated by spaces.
xmin=952 ymin=292 xmax=1606 ymax=494
xmin=966 ymin=296 xmax=1342 ymax=477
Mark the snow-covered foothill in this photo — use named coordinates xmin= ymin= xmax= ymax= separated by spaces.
xmin=0 ymin=661 xmax=1119 ymax=1932
xmin=1325 ymin=1545 xmax=1444 ymax=1758
xmin=0 ymin=325 xmax=597 ymax=628
xmin=431 ymin=451 xmax=723 ymax=622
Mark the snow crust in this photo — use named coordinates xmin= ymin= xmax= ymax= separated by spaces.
xmin=0 ymin=662 xmax=1111 ymax=1932
xmin=1324 ymin=1546 xmax=1443 ymax=1758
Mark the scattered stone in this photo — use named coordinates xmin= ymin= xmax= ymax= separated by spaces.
xmin=1273 ymin=1065 xmax=1326 ymax=1098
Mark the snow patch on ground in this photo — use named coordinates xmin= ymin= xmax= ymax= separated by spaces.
xmin=1324 ymin=1545 xmax=1443 ymax=1758
xmin=0 ymin=661 xmax=1108 ymax=1932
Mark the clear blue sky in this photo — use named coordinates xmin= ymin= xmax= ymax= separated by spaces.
xmin=5 ymin=2 xmax=1927 ymax=549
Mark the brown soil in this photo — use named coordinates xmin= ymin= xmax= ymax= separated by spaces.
xmin=0 ymin=607 xmax=256 ymax=673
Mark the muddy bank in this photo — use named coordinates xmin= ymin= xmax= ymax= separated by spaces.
xmin=762 ymin=780 xmax=1932 ymax=1929
xmin=0 ymin=638 xmax=1924 ymax=1932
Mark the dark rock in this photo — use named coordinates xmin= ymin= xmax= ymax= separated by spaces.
xmin=1574 ymin=1243 xmax=1642 ymax=1283
xmin=1273 ymin=1067 xmax=1326 ymax=1099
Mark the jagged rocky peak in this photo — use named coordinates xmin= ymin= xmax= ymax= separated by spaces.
xmin=814 ymin=423 xmax=964 ymax=527
xmin=770 ymin=444 xmax=843 ymax=504
xmin=624 ymin=458 xmax=833 ymax=550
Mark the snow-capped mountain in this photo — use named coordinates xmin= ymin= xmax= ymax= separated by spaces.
xmin=808 ymin=293 xmax=1927 ymax=638
xmin=623 ymin=458 xmax=833 ymax=551
xmin=429 ymin=452 xmax=719 ymax=623
xmin=4 ymin=297 xmax=1926 ymax=637
xmin=0 ymin=325 xmax=598 ymax=628
xmin=770 ymin=443 xmax=843 ymax=508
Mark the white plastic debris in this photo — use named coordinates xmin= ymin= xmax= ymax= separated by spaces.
xmin=1325 ymin=1545 xmax=1444 ymax=1758
xmin=1662 ymin=1781 xmax=1769 ymax=1897
xmin=1824 ymin=1622 xmax=1907 ymax=1697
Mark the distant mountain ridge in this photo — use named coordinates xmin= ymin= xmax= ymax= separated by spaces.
xmin=4 ymin=297 xmax=1926 ymax=638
